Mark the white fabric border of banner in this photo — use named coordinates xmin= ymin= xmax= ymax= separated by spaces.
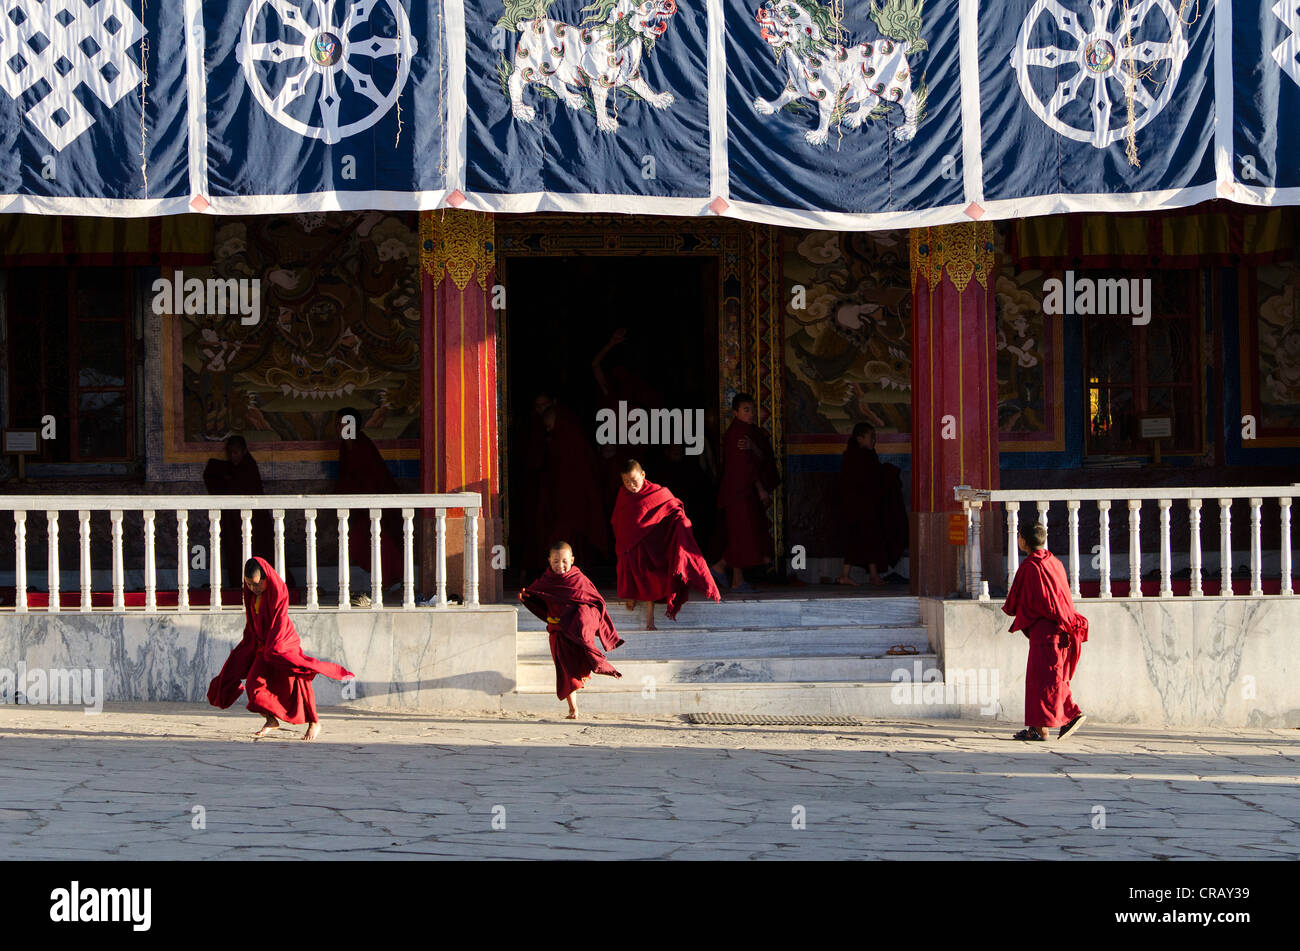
xmin=183 ymin=0 xmax=210 ymax=205
xmin=958 ymin=0 xmax=985 ymax=208
xmin=707 ymin=0 xmax=729 ymax=204
xmin=445 ymin=0 xmax=468 ymax=195
xmin=1214 ymin=0 xmax=1235 ymax=196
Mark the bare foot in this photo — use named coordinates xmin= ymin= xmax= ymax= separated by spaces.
xmin=837 ymin=575 xmax=859 ymax=586
xmin=252 ymin=716 xmax=281 ymax=738
xmin=565 ymin=711 xmax=578 ymax=720
xmin=303 ymin=722 xmax=321 ymax=741
xmin=624 ymin=600 xmax=636 ymax=611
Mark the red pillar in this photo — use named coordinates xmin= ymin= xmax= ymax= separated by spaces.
xmin=419 ymin=210 xmax=501 ymax=602
xmin=909 ymin=222 xmax=1000 ymax=597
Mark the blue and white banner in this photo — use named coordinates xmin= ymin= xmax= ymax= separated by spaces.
xmin=0 ymin=0 xmax=189 ymax=213
xmin=1 ymin=0 xmax=1299 ymax=228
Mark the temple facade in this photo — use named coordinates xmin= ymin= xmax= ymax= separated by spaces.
xmin=2 ymin=204 xmax=1297 ymax=603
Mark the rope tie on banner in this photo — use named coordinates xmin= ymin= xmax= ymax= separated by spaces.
xmin=1120 ymin=0 xmax=1199 ymax=168
xmin=139 ymin=0 xmax=149 ymax=196
xmin=394 ymin=10 xmax=404 ymax=148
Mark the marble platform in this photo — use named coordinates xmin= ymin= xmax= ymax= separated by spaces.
xmin=0 ymin=607 xmax=517 ymax=712
xmin=933 ymin=596 xmax=1300 ymax=728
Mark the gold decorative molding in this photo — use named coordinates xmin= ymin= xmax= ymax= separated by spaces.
xmin=910 ymin=221 xmax=995 ymax=293
xmin=420 ymin=209 xmax=495 ymax=291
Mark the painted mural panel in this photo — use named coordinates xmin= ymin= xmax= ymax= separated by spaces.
xmin=160 ymin=212 xmax=422 ymax=463
xmin=782 ymin=229 xmax=912 ymax=455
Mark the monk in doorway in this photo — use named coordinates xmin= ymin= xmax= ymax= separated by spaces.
xmin=837 ymin=423 xmax=908 ymax=586
xmin=519 ymin=542 xmax=623 ymax=720
xmin=1001 ymin=522 xmax=1088 ymax=742
xmin=711 ymin=393 xmax=780 ymax=593
xmin=207 ymin=557 xmax=355 ymax=741
xmin=612 ymin=459 xmax=720 ymax=630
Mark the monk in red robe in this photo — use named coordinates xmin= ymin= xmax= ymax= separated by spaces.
xmin=711 ymin=393 xmax=780 ymax=593
xmin=203 ymin=435 xmax=275 ymax=584
xmin=612 ymin=459 xmax=720 ymax=630
xmin=336 ymin=408 xmax=404 ymax=599
xmin=525 ymin=395 xmax=609 ymax=571
xmin=519 ymin=542 xmax=623 ymax=719
xmin=837 ymin=423 xmax=908 ymax=586
xmin=207 ymin=557 xmax=355 ymax=740
xmin=1001 ymin=522 xmax=1088 ymax=741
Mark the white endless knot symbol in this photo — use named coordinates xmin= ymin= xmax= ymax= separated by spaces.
xmin=237 ymin=0 xmax=417 ymax=145
xmin=1271 ymin=1 xmax=1300 ymax=88
xmin=0 ymin=0 xmax=145 ymax=151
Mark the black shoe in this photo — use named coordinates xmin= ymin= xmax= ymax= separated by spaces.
xmin=1058 ymin=714 xmax=1087 ymax=740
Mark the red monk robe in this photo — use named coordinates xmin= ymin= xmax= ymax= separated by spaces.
xmin=338 ymin=431 xmax=404 ymax=589
xmin=520 ymin=565 xmax=623 ymax=700
xmin=1002 ymin=548 xmax=1089 ymax=729
xmin=612 ymin=479 xmax=720 ymax=620
xmin=716 ymin=417 xmax=780 ymax=568
xmin=207 ymin=557 xmax=354 ymax=724
xmin=526 ymin=404 xmax=609 ymax=567
xmin=839 ymin=436 xmax=908 ymax=571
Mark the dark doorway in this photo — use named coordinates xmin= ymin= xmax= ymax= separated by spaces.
xmin=504 ymin=255 xmax=720 ymax=586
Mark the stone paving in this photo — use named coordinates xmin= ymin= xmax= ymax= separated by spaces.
xmin=1 ymin=703 xmax=1298 ymax=860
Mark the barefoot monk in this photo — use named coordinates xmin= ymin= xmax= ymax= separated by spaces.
xmin=207 ymin=557 xmax=355 ymax=741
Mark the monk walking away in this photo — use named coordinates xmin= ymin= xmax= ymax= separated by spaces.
xmin=612 ymin=459 xmax=720 ymax=630
xmin=519 ymin=542 xmax=623 ymax=719
xmin=207 ymin=557 xmax=355 ymax=740
xmin=1002 ymin=522 xmax=1088 ymax=742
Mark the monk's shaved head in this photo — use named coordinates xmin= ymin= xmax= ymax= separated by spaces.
xmin=548 ymin=540 xmax=573 ymax=556
xmin=620 ymin=458 xmax=643 ymax=475
xmin=243 ymin=558 xmax=263 ymax=580
xmin=1019 ymin=522 xmax=1048 ymax=551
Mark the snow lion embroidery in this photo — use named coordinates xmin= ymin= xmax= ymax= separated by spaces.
xmin=498 ymin=0 xmax=679 ymax=134
xmin=751 ymin=0 xmax=928 ymax=146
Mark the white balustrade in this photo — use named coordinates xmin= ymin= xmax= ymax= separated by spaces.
xmin=1128 ymin=500 xmax=1142 ymax=599
xmin=1158 ymin=499 xmax=1172 ymax=598
xmin=46 ymin=510 xmax=60 ymax=613
xmin=1097 ymin=500 xmax=1112 ymax=598
xmin=1 ymin=494 xmax=482 ymax=614
xmin=176 ymin=510 xmax=189 ymax=613
xmin=952 ymin=486 xmax=1299 ymax=602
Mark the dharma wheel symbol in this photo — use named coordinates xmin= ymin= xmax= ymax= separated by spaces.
xmin=1009 ymin=0 xmax=1188 ymax=149
xmin=237 ymin=0 xmax=417 ymax=145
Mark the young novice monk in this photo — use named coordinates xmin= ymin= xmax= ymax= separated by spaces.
xmin=519 ymin=541 xmax=623 ymax=719
xmin=1002 ymin=522 xmax=1088 ymax=741
xmin=612 ymin=459 xmax=721 ymax=630
xmin=207 ymin=557 xmax=355 ymax=741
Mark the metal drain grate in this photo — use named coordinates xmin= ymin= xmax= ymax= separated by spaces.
xmin=683 ymin=713 xmax=863 ymax=727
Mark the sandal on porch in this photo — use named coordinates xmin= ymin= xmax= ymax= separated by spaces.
xmin=1013 ymin=728 xmax=1047 ymax=741
xmin=885 ymin=644 xmax=919 ymax=655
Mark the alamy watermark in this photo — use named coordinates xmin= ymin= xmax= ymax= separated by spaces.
xmin=1042 ymin=271 xmax=1151 ymax=326
xmin=151 ymin=270 xmax=260 ymax=325
xmin=890 ymin=661 xmax=999 ymax=716
xmin=595 ymin=400 xmax=705 ymax=456
xmin=0 ymin=663 xmax=104 ymax=714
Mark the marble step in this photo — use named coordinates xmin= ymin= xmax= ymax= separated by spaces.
xmin=516 ymin=625 xmax=931 ymax=660
xmin=515 ymin=653 xmax=941 ymax=689
xmin=503 ymin=681 xmax=962 ymax=718
xmin=514 ymin=596 xmax=922 ymax=632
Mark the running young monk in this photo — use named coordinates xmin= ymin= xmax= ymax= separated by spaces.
xmin=207 ymin=557 xmax=355 ymax=741
xmin=1001 ymin=522 xmax=1088 ymax=742
xmin=612 ymin=459 xmax=720 ymax=630
xmin=519 ymin=541 xmax=624 ymax=719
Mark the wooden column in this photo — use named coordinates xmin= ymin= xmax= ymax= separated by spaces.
xmin=909 ymin=223 xmax=1000 ymax=597
xmin=419 ymin=210 xmax=502 ymax=603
